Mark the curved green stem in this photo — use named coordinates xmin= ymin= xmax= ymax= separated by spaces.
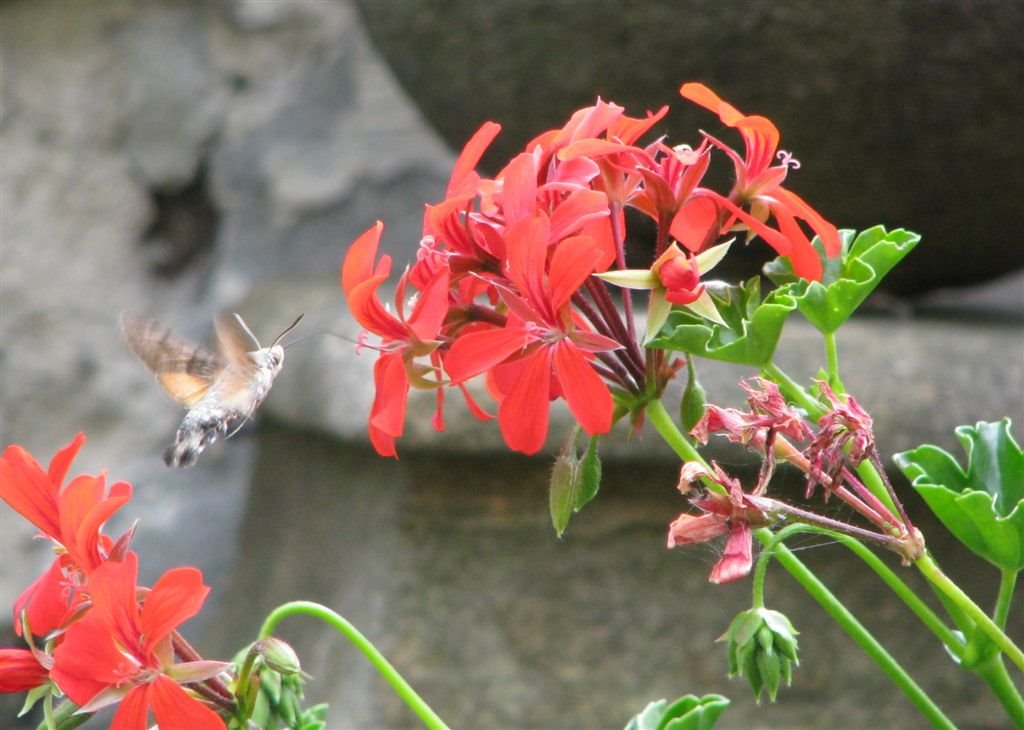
xmin=757 ymin=525 xmax=963 ymax=656
xmin=259 ymin=601 xmax=449 ymax=730
xmin=915 ymin=555 xmax=1024 ymax=673
xmin=761 ymin=361 xmax=825 ymax=419
xmin=755 ymin=528 xmax=956 ymax=729
xmin=646 ymin=397 xmax=709 ymax=469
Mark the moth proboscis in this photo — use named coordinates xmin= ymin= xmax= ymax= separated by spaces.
xmin=120 ymin=311 xmax=303 ymax=468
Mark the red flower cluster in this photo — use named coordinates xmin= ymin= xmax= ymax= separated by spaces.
xmin=0 ymin=435 xmax=227 ymax=728
xmin=343 ymin=84 xmax=840 ymax=457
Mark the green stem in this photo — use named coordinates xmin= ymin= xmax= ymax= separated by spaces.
xmin=973 ymin=653 xmax=1024 ymax=726
xmin=37 ymin=699 xmax=89 ymax=730
xmin=824 ymin=331 xmax=841 ymax=389
xmin=915 ymin=555 xmax=1024 ymax=673
xmin=755 ymin=528 xmax=956 ymax=729
xmin=646 ymin=397 xmax=709 ymax=468
xmin=259 ymin=601 xmax=449 ymax=730
xmin=758 ymin=525 xmax=963 ymax=656
xmin=994 ymin=568 xmax=1017 ymax=631
xmin=761 ymin=361 xmax=825 ymax=419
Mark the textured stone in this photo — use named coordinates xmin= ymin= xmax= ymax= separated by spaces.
xmin=356 ymin=0 xmax=1024 ymax=293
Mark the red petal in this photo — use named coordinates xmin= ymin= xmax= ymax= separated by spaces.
xmin=369 ymin=353 xmax=410 ymax=441
xmin=148 ymin=675 xmax=226 ymax=730
xmin=444 ymin=326 xmax=532 ymax=384
xmin=498 ymin=348 xmax=553 ymax=454
xmin=0 ymin=648 xmax=49 ymax=692
xmin=548 ymin=189 xmax=610 ymax=242
xmin=448 ymin=121 xmax=501 ymax=197
xmin=0 ymin=444 xmax=61 ymax=538
xmin=548 ymin=236 xmax=602 ymax=311
xmin=551 ymin=340 xmax=613 ymax=436
xmin=52 ymin=617 xmax=137 ymax=705
xmin=341 ymin=221 xmax=385 ymax=296
xmin=407 ymin=267 xmax=450 ymax=343
xmin=503 ymin=213 xmax=550 ymax=309
xmin=773 ymin=187 xmax=842 ymax=258
xmin=141 ymin=567 xmax=209 ymax=655
xmin=14 ymin=558 xmax=73 ymax=638
xmin=709 ymin=522 xmax=754 ymax=584
xmin=669 ymin=196 xmax=720 ymax=253
xmin=85 ymin=553 xmax=141 ymax=650
xmin=47 ymin=432 xmax=86 ymax=487
xmin=500 ymin=152 xmax=538 ymax=225
xmin=111 ymin=685 xmax=151 ymax=730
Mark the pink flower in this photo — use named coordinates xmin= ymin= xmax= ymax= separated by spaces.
xmin=667 ymin=462 xmax=771 ymax=584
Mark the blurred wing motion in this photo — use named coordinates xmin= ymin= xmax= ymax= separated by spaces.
xmin=120 ymin=313 xmax=225 ymax=407
xmin=120 ymin=312 xmax=302 ymax=468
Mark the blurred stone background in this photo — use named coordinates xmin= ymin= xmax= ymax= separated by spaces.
xmin=0 ymin=1 xmax=1020 ymax=728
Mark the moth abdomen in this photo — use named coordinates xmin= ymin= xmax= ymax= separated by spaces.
xmin=164 ymin=403 xmax=237 ymax=468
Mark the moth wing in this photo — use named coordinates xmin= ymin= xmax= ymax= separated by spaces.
xmin=120 ymin=313 xmax=225 ymax=407
xmin=213 ymin=313 xmax=258 ymax=368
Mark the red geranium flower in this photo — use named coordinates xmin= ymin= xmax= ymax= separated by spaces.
xmin=50 ymin=553 xmax=227 ymax=729
xmin=444 ymin=212 xmax=620 ymax=453
xmin=342 ymin=221 xmax=453 ymax=457
xmin=0 ymin=434 xmax=133 ymax=636
xmin=674 ymin=83 xmax=841 ymax=280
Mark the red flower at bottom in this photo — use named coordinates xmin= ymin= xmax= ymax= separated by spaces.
xmin=50 ymin=554 xmax=226 ymax=729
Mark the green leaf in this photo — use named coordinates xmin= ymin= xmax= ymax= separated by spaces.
xmin=894 ymin=419 xmax=1024 ymax=571
xmin=765 ymin=227 xmax=921 ymax=333
xmin=624 ymin=694 xmax=731 ymax=730
xmin=648 ymin=278 xmax=798 ymax=366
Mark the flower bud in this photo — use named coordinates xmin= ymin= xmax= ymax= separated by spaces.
xmin=719 ymin=607 xmax=799 ymax=702
xmin=254 ymin=637 xmax=303 ymax=676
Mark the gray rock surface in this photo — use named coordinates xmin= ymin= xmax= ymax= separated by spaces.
xmin=1 ymin=1 xmax=1021 ymax=728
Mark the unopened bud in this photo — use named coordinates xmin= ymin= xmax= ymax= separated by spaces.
xmin=254 ymin=637 xmax=302 ymax=676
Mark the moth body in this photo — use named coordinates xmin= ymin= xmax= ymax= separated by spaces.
xmin=121 ymin=313 xmax=302 ymax=467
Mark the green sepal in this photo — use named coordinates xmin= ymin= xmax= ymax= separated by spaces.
xmin=894 ymin=419 xmax=1024 ymax=571
xmin=623 ymin=694 xmax=731 ymax=730
xmin=576 ymin=435 xmax=602 ymax=510
xmin=680 ymin=359 xmax=707 ymax=434
xmin=648 ymin=278 xmax=797 ymax=366
xmin=764 ymin=227 xmax=920 ymax=334
xmin=549 ymin=448 xmax=577 ymax=538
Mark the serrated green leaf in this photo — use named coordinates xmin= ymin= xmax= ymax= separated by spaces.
xmin=766 ymin=227 xmax=920 ymax=333
xmin=649 ymin=280 xmax=798 ymax=366
xmin=575 ymin=436 xmax=602 ymax=510
xmin=895 ymin=419 xmax=1024 ymax=571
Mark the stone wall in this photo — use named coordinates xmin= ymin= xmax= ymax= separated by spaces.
xmin=1 ymin=1 xmax=1020 ymax=727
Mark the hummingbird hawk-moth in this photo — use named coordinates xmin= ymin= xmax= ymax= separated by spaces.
xmin=121 ymin=312 xmax=303 ymax=467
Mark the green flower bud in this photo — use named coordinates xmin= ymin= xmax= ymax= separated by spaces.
xmin=719 ymin=607 xmax=799 ymax=703
xmin=254 ymin=637 xmax=303 ymax=676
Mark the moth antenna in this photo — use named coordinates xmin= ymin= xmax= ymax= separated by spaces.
xmin=233 ymin=313 xmax=263 ymax=349
xmin=282 ymin=329 xmax=358 ymax=350
xmin=271 ymin=313 xmax=305 ymax=348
